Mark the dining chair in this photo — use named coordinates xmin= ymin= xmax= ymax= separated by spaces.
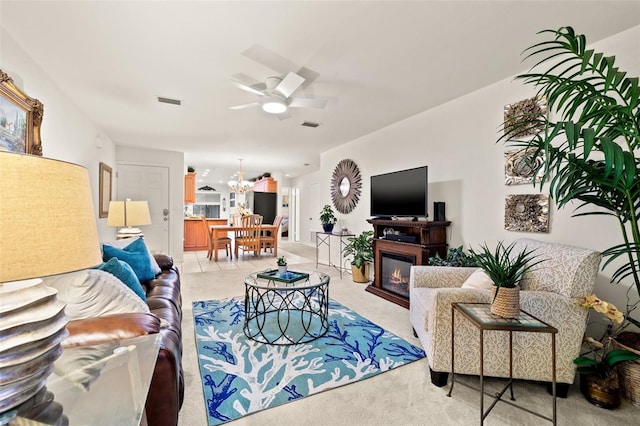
xmin=234 ymin=214 xmax=263 ymax=258
xmin=261 ymin=214 xmax=285 ymax=256
xmin=200 ymin=215 xmax=232 ymax=260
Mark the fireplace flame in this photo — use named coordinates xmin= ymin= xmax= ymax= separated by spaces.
xmin=389 ymin=268 xmax=409 ymax=285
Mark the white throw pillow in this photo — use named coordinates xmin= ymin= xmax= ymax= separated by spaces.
xmin=43 ymin=269 xmax=150 ymax=321
xmin=461 ymin=269 xmax=495 ymax=290
xmin=102 ymin=236 xmax=161 ymax=276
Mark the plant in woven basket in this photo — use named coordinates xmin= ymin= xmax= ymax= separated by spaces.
xmin=468 ymin=241 xmax=544 ymax=317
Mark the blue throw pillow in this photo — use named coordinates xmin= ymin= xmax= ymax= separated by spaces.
xmin=95 ymin=257 xmax=147 ymax=301
xmin=102 ymin=237 xmax=156 ymax=282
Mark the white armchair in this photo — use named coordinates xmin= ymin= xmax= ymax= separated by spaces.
xmin=409 ymin=238 xmax=601 ymax=395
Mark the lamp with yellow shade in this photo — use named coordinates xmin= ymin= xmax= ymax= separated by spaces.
xmin=107 ymin=199 xmax=151 ymax=235
xmin=0 ymin=152 xmax=102 ymax=413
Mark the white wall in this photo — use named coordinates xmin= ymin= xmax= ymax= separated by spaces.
xmin=315 ymin=25 xmax=640 ymax=312
xmin=1 ymin=29 xmax=117 ymax=241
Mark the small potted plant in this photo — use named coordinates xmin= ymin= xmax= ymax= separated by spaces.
xmin=342 ymin=231 xmax=374 ymax=283
xmin=468 ymin=241 xmax=544 ymax=318
xmin=276 ymin=256 xmax=287 ymax=274
xmin=320 ymin=204 xmax=337 ymax=233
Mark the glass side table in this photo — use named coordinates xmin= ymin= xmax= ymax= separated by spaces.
xmin=447 ymin=303 xmax=558 ymax=425
xmin=4 ymin=334 xmax=160 ymax=426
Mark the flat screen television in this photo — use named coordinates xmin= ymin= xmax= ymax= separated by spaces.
xmin=370 ymin=166 xmax=428 ymax=218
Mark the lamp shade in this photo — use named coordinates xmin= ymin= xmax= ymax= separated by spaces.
xmin=0 ymin=152 xmax=102 ymax=282
xmin=107 ymin=200 xmax=151 ymax=227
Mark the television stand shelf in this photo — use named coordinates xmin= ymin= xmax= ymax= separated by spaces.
xmin=366 ymin=219 xmax=451 ymax=308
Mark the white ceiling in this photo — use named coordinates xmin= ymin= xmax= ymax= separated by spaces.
xmin=2 ymin=1 xmax=639 ymax=184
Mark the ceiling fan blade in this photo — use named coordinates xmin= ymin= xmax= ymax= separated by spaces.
xmin=275 ymin=72 xmax=305 ymax=98
xmin=231 ymin=74 xmax=266 ymax=96
xmin=242 ymin=45 xmax=299 ymax=75
xmin=288 ymin=97 xmax=328 ymax=109
xmin=229 ymin=102 xmax=260 ymax=110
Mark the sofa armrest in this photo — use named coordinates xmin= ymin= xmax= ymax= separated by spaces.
xmin=154 ymin=253 xmax=174 ymax=271
xmin=410 ymin=266 xmax=478 ymax=289
xmin=63 ymin=313 xmax=161 ymax=348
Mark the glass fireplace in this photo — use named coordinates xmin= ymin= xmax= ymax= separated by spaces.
xmin=380 ymin=252 xmax=415 ymax=299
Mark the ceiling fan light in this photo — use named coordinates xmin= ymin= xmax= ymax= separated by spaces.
xmin=262 ymin=97 xmax=287 ymax=114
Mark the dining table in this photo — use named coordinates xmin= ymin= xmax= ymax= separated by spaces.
xmin=210 ymin=224 xmax=279 ymax=261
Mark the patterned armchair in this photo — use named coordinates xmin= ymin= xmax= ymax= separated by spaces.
xmin=409 ymin=238 xmax=601 ymax=395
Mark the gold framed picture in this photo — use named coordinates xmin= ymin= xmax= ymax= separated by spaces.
xmin=0 ymin=69 xmax=44 ymax=155
xmin=99 ymin=162 xmax=112 ymax=218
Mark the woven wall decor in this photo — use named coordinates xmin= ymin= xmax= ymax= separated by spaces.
xmin=504 ymin=194 xmax=549 ymax=233
xmin=505 ymin=148 xmax=544 ymax=185
xmin=503 ymin=96 xmax=547 ymax=140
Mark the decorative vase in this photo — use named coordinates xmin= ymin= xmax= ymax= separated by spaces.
xmin=322 ymin=223 xmax=335 ymax=233
xmin=278 ymin=265 xmax=287 ymax=274
xmin=580 ymin=372 xmax=622 ymax=409
xmin=490 ymin=285 xmax=520 ymax=318
xmin=351 ymin=263 xmax=370 ymax=283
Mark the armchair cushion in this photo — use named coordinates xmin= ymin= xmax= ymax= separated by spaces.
xmin=461 ymin=269 xmax=494 ymax=290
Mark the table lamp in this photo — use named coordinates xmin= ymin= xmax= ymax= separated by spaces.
xmin=107 ymin=199 xmax=151 ymax=234
xmin=0 ymin=152 xmax=102 ymax=413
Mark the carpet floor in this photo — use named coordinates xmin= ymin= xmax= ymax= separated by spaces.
xmin=177 ymin=241 xmax=640 ymax=425
xmin=193 ymin=296 xmax=425 ymax=424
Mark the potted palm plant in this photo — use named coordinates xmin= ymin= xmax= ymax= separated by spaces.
xmin=319 ymin=204 xmax=337 ymax=233
xmin=342 ymin=230 xmax=374 ymax=283
xmin=468 ymin=241 xmax=544 ymax=318
xmin=501 ymin=26 xmax=640 ymax=400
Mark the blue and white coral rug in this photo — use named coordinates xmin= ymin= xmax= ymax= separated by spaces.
xmin=193 ymin=297 xmax=425 ymax=425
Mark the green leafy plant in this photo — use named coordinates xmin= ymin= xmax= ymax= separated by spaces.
xmin=428 ymin=246 xmax=478 ymax=267
xmin=468 ymin=241 xmax=544 ymax=299
xmin=342 ymin=230 xmax=374 ymax=269
xmin=499 ymin=26 xmax=640 ymax=328
xmin=276 ymin=256 xmax=287 ymax=266
xmin=319 ymin=204 xmax=337 ymax=225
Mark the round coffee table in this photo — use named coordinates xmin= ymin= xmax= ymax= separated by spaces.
xmin=243 ymin=270 xmax=330 ymax=345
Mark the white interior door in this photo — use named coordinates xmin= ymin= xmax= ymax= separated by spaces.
xmin=116 ymin=164 xmax=170 ymax=254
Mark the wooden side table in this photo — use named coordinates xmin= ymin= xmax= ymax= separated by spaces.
xmin=447 ymin=303 xmax=558 ymax=425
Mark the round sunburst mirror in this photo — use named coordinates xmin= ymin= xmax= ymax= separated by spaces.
xmin=331 ymin=159 xmax=362 ymax=214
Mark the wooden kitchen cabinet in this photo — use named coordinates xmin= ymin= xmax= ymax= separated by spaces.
xmin=184 ymin=172 xmax=196 ymax=203
xmin=253 ymin=177 xmax=277 ymax=192
xmin=184 ymin=218 xmax=228 ymax=251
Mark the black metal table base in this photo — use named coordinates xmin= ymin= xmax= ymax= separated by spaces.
xmin=244 ymin=276 xmax=329 ymax=345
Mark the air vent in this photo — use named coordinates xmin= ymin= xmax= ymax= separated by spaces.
xmin=301 ymin=121 xmax=319 ymax=128
xmin=157 ymin=96 xmax=182 ymax=106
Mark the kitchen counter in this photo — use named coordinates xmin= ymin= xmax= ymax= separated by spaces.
xmin=184 ymin=218 xmax=228 ymax=250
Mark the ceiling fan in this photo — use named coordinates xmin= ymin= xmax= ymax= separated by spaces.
xmin=229 ymin=45 xmax=328 ymax=119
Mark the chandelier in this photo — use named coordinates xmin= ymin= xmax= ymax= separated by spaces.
xmin=228 ymin=159 xmax=254 ymax=194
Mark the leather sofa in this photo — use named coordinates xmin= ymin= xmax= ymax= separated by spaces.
xmin=62 ymin=253 xmax=184 ymax=426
